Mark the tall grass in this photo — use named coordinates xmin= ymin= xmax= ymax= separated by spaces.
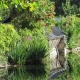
xmin=8 ymin=41 xmax=27 ymax=65
xmin=8 ymin=27 xmax=49 ymax=65
xmin=25 ymin=37 xmax=48 ymax=64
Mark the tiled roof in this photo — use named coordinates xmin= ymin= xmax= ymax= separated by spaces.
xmin=48 ymin=27 xmax=65 ymax=40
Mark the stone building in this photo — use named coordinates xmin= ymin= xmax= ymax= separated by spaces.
xmin=48 ymin=27 xmax=66 ymax=71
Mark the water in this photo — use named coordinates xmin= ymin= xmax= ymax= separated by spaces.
xmin=0 ymin=65 xmax=50 ymax=80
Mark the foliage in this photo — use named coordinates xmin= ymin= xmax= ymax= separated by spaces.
xmin=0 ymin=24 xmax=20 ymax=55
xmin=56 ymin=15 xmax=80 ymax=49
xmin=51 ymin=0 xmax=80 ymax=16
xmin=25 ymin=37 xmax=48 ymax=64
xmin=62 ymin=0 xmax=80 ymax=16
xmin=11 ymin=0 xmax=55 ymax=30
xmin=67 ymin=53 xmax=80 ymax=80
xmin=8 ymin=41 xmax=27 ymax=65
xmin=8 ymin=28 xmax=48 ymax=65
xmin=0 ymin=0 xmax=55 ymax=31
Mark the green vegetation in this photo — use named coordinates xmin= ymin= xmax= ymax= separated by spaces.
xmin=52 ymin=0 xmax=80 ymax=16
xmin=67 ymin=53 xmax=80 ymax=80
xmin=0 ymin=24 xmax=20 ymax=55
xmin=0 ymin=0 xmax=55 ymax=65
xmin=0 ymin=0 xmax=80 ymax=80
xmin=56 ymin=15 xmax=80 ymax=49
xmin=8 ymin=28 xmax=48 ymax=65
xmin=54 ymin=53 xmax=80 ymax=80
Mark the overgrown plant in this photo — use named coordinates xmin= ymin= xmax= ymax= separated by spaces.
xmin=8 ymin=28 xmax=48 ymax=65
xmin=62 ymin=0 xmax=80 ymax=16
xmin=25 ymin=37 xmax=48 ymax=64
xmin=0 ymin=24 xmax=20 ymax=55
xmin=56 ymin=15 xmax=80 ymax=49
xmin=11 ymin=0 xmax=55 ymax=31
xmin=8 ymin=41 xmax=27 ymax=65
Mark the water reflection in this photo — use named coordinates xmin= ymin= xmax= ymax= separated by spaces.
xmin=0 ymin=65 xmax=49 ymax=80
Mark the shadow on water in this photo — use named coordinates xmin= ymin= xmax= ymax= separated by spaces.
xmin=0 ymin=65 xmax=49 ymax=80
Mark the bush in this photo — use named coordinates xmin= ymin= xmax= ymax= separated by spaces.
xmin=8 ymin=28 xmax=48 ymax=65
xmin=10 ymin=0 xmax=55 ymax=31
xmin=8 ymin=41 xmax=27 ymax=65
xmin=52 ymin=0 xmax=80 ymax=16
xmin=62 ymin=0 xmax=80 ymax=16
xmin=0 ymin=24 xmax=20 ymax=55
xmin=25 ymin=37 xmax=48 ymax=64
xmin=56 ymin=15 xmax=80 ymax=49
xmin=67 ymin=53 xmax=80 ymax=80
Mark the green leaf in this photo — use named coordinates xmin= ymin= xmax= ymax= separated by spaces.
xmin=0 ymin=17 xmax=2 ymax=20
xmin=3 ymin=4 xmax=8 ymax=9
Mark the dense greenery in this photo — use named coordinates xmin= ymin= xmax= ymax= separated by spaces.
xmin=0 ymin=0 xmax=80 ymax=80
xmin=52 ymin=0 xmax=80 ymax=16
xmin=67 ymin=53 xmax=80 ymax=80
xmin=56 ymin=15 xmax=80 ymax=49
xmin=11 ymin=0 xmax=55 ymax=30
xmin=8 ymin=28 xmax=48 ymax=65
xmin=0 ymin=24 xmax=20 ymax=55
xmin=0 ymin=0 xmax=55 ymax=30
xmin=0 ymin=0 xmax=54 ymax=65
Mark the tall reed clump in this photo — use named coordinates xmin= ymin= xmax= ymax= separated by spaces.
xmin=8 ymin=28 xmax=48 ymax=65
xmin=8 ymin=41 xmax=27 ymax=65
xmin=62 ymin=0 xmax=80 ymax=16
xmin=25 ymin=37 xmax=48 ymax=64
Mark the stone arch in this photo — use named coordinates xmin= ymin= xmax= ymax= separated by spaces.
xmin=57 ymin=37 xmax=66 ymax=67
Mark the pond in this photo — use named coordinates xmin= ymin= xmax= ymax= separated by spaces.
xmin=0 ymin=65 xmax=50 ymax=80
xmin=0 ymin=65 xmax=67 ymax=80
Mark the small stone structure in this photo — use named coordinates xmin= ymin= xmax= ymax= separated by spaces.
xmin=48 ymin=27 xmax=66 ymax=71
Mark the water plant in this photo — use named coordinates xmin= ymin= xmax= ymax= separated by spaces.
xmin=25 ymin=36 xmax=48 ymax=64
xmin=8 ymin=27 xmax=48 ymax=65
xmin=8 ymin=41 xmax=27 ymax=65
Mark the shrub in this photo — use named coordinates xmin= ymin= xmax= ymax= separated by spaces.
xmin=8 ymin=41 xmax=27 ymax=65
xmin=56 ymin=15 xmax=80 ymax=49
xmin=54 ymin=53 xmax=80 ymax=80
xmin=10 ymin=0 xmax=55 ymax=31
xmin=0 ymin=24 xmax=20 ymax=55
xmin=25 ymin=36 xmax=48 ymax=64
xmin=67 ymin=53 xmax=80 ymax=80
xmin=62 ymin=0 xmax=80 ymax=16
xmin=8 ymin=28 xmax=48 ymax=65
xmin=52 ymin=0 xmax=80 ymax=16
